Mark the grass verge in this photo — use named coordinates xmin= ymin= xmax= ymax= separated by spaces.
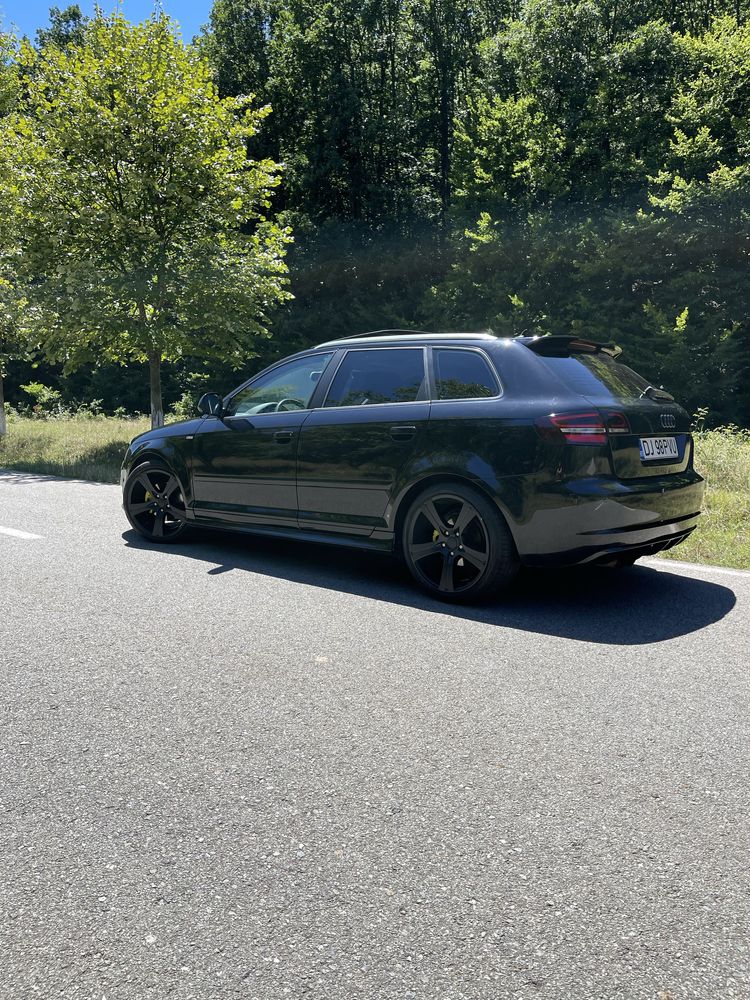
xmin=1 ymin=417 xmax=748 ymax=569
xmin=660 ymin=426 xmax=750 ymax=570
xmin=0 ymin=415 xmax=150 ymax=483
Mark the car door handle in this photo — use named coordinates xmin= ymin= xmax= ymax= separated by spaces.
xmin=390 ymin=425 xmax=417 ymax=441
xmin=274 ymin=430 xmax=295 ymax=443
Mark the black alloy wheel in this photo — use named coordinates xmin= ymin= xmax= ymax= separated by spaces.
xmin=124 ymin=461 xmax=190 ymax=543
xmin=402 ymin=483 xmax=518 ymax=602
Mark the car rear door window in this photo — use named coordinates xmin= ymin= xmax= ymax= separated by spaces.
xmin=324 ymin=348 xmax=426 ymax=407
xmin=433 ymin=348 xmax=499 ymax=400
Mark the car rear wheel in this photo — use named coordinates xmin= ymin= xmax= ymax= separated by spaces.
xmin=124 ymin=460 xmax=191 ymax=543
xmin=402 ymin=483 xmax=519 ymax=602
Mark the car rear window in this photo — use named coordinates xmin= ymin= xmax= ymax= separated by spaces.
xmin=324 ymin=348 xmax=426 ymax=406
xmin=433 ymin=349 xmax=499 ymax=400
xmin=536 ymin=351 xmax=653 ymax=401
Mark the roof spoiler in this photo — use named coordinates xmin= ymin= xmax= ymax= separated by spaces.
xmin=523 ymin=335 xmax=622 ymax=359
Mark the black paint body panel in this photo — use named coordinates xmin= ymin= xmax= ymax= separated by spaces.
xmin=121 ymin=335 xmax=705 ymax=565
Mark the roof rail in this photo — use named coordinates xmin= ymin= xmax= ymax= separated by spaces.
xmin=347 ymin=329 xmax=435 ymax=339
xmin=315 ymin=329 xmax=499 ymax=348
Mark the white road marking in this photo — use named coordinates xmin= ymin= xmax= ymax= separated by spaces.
xmin=0 ymin=526 xmax=43 ymax=540
xmin=644 ymin=557 xmax=750 ymax=579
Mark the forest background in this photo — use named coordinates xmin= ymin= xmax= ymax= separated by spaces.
xmin=2 ymin=0 xmax=750 ymax=428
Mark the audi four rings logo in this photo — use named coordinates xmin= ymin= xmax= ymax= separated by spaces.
xmin=661 ymin=414 xmax=676 ymax=429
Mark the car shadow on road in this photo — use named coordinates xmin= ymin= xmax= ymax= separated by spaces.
xmin=122 ymin=528 xmax=737 ymax=645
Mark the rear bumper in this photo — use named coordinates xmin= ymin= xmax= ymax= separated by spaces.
xmin=517 ymin=471 xmax=705 ymax=567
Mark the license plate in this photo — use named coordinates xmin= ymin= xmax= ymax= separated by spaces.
xmin=639 ymin=436 xmax=678 ymax=461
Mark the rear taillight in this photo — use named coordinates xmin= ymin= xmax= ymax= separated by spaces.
xmin=536 ymin=411 xmax=630 ymax=446
xmin=603 ymin=411 xmax=630 ymax=435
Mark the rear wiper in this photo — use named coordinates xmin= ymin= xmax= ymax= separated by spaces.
xmin=640 ymin=385 xmax=674 ymax=402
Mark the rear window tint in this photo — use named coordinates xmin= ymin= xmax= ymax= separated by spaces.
xmin=433 ymin=349 xmax=499 ymax=400
xmin=537 ymin=352 xmax=654 ymax=401
xmin=324 ymin=348 xmax=425 ymax=406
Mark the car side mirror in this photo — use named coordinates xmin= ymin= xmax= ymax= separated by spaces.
xmin=198 ymin=392 xmax=224 ymax=417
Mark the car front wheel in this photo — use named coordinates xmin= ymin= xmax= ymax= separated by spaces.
xmin=402 ymin=483 xmax=519 ymax=602
xmin=123 ymin=460 xmax=191 ymax=543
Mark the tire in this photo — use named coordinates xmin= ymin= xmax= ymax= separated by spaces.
xmin=123 ymin=459 xmax=192 ymax=544
xmin=401 ymin=482 xmax=519 ymax=602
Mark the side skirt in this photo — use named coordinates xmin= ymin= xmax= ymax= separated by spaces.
xmin=186 ymin=511 xmax=396 ymax=554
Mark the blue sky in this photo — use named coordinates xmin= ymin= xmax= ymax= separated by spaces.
xmin=1 ymin=1 xmax=211 ymax=42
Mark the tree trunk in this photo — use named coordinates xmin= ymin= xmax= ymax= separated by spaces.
xmin=0 ymin=372 xmax=6 ymax=438
xmin=149 ymin=352 xmax=164 ymax=429
xmin=439 ymin=78 xmax=451 ymax=229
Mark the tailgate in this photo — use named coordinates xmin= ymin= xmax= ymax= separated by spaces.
xmin=606 ymin=400 xmax=692 ymax=479
xmin=529 ymin=339 xmax=694 ymax=479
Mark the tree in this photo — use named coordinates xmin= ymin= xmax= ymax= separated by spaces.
xmin=647 ymin=16 xmax=750 ymax=423
xmin=5 ymin=12 xmax=291 ymax=428
xmin=35 ymin=5 xmax=89 ymax=50
xmin=197 ymin=0 xmax=273 ymax=100
xmin=406 ymin=0 xmax=510 ymax=228
xmin=4 ymin=0 xmax=750 ymax=426
xmin=0 ymin=29 xmax=21 ymax=438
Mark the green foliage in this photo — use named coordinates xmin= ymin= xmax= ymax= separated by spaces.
xmin=167 ymin=369 xmax=211 ymax=420
xmin=20 ymin=381 xmax=63 ymax=414
xmin=4 ymin=1 xmax=750 ymax=429
xmin=3 ymin=12 xmax=291 ymax=428
xmin=453 ymin=95 xmax=565 ymax=213
xmin=184 ymin=0 xmax=742 ymax=427
xmin=197 ymin=0 xmax=272 ymax=99
xmin=0 ymin=28 xmax=24 ymax=436
xmin=0 ymin=414 xmax=151 ymax=482
xmin=424 ymin=8 xmax=750 ymax=425
xmin=692 ymin=405 xmax=709 ymax=431
xmin=35 ymin=5 xmax=88 ymax=50
xmin=170 ymin=392 xmax=199 ymax=421
xmin=641 ymin=18 xmax=750 ymax=424
xmin=661 ymin=424 xmax=750 ymax=568
xmin=0 ymin=30 xmax=18 ymax=117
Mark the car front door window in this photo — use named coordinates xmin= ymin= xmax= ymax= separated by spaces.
xmin=227 ymin=354 xmax=334 ymax=416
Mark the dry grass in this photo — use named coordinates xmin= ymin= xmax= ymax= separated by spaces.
xmin=660 ymin=426 xmax=750 ymax=570
xmin=0 ymin=414 xmax=150 ymax=483
xmin=1 ymin=417 xmax=748 ymax=569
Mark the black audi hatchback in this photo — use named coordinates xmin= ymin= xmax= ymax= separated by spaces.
xmin=121 ymin=331 xmax=704 ymax=601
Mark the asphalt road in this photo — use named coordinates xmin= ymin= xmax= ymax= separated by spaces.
xmin=1 ymin=470 xmax=749 ymax=1000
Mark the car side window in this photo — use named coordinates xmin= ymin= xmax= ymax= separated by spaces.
xmin=323 ymin=348 xmax=426 ymax=407
xmin=227 ymin=353 xmax=334 ymax=416
xmin=433 ymin=349 xmax=500 ymax=400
